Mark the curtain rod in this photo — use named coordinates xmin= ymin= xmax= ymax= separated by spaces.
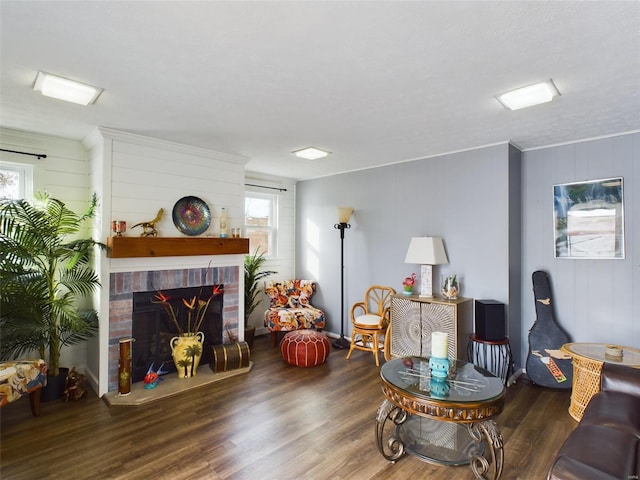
xmin=245 ymin=183 xmax=287 ymax=192
xmin=0 ymin=148 xmax=47 ymax=160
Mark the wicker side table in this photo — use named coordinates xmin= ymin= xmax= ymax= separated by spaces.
xmin=561 ymin=343 xmax=640 ymax=421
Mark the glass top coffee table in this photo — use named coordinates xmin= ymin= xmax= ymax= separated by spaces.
xmin=376 ymin=357 xmax=506 ymax=479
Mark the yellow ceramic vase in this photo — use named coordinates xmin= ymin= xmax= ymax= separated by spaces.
xmin=170 ymin=332 xmax=205 ymax=378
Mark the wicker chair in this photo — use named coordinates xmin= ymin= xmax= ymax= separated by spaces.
xmin=346 ymin=285 xmax=396 ymax=366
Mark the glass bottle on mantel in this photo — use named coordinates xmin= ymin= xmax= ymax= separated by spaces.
xmin=219 ymin=207 xmax=228 ymax=238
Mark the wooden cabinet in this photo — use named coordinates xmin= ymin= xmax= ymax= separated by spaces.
xmin=388 ymin=294 xmax=472 ymax=360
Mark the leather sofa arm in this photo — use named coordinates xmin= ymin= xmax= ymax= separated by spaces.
xmin=600 ymin=363 xmax=640 ymax=397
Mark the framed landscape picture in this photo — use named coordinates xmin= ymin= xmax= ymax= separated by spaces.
xmin=553 ymin=177 xmax=625 ymax=259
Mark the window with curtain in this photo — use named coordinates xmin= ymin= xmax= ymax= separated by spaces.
xmin=245 ymin=191 xmax=278 ymax=256
xmin=0 ymin=162 xmax=31 ymax=200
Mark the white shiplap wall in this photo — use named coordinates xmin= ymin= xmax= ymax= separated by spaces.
xmin=89 ymin=127 xmax=250 ymax=238
xmin=2 ymin=126 xmax=299 ymax=395
xmin=84 ymin=127 xmax=251 ymax=395
xmin=0 ymin=127 xmax=90 ymax=208
xmin=0 ymin=127 xmax=93 ymax=370
xmin=244 ymin=173 xmax=297 ymax=334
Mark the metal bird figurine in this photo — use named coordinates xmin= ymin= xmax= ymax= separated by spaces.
xmin=132 ymin=208 xmax=164 ymax=237
xmin=143 ymin=362 xmax=168 ymax=389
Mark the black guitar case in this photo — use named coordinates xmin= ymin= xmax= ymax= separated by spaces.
xmin=526 ymin=271 xmax=573 ymax=389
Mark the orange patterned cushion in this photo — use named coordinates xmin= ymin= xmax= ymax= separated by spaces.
xmin=265 ymin=280 xmax=316 ymax=308
xmin=264 ymin=280 xmax=325 ymax=332
xmin=0 ymin=359 xmax=47 ymax=407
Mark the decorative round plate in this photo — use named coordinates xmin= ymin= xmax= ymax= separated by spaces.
xmin=172 ymin=196 xmax=211 ymax=236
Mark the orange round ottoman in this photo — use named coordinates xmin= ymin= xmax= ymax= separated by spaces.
xmin=280 ymin=330 xmax=331 ymax=367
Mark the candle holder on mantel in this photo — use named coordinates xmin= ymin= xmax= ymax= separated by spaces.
xmin=111 ymin=220 xmax=126 ymax=237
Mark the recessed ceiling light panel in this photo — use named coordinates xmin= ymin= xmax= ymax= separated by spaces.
xmin=33 ymin=71 xmax=103 ymax=105
xmin=292 ymin=147 xmax=330 ymax=160
xmin=496 ymin=79 xmax=560 ymax=111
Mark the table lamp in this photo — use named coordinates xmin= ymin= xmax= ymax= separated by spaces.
xmin=404 ymin=236 xmax=448 ymax=297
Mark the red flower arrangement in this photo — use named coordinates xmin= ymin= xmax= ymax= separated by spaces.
xmin=152 ymin=285 xmax=222 ymax=335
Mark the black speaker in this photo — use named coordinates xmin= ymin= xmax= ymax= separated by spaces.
xmin=475 ymin=300 xmax=506 ymax=341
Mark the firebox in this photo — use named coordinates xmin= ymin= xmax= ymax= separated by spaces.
xmin=131 ymin=285 xmax=223 ymax=383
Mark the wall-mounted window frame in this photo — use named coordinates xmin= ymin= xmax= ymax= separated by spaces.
xmin=0 ymin=161 xmax=33 ymax=200
xmin=245 ymin=190 xmax=279 ymax=257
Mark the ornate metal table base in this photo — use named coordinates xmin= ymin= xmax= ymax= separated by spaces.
xmin=375 ymin=400 xmax=407 ymax=462
xmin=376 ymin=399 xmax=504 ymax=479
xmin=468 ymin=420 xmax=504 ymax=479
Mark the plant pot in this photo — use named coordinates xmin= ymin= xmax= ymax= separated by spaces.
xmin=244 ymin=325 xmax=256 ymax=349
xmin=170 ymin=332 xmax=204 ymax=378
xmin=41 ymin=367 xmax=69 ymax=402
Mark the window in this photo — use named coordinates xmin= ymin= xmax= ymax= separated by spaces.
xmin=0 ymin=162 xmax=32 ymax=200
xmin=245 ymin=192 xmax=277 ymax=256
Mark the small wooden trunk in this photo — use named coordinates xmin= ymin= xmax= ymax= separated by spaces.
xmin=210 ymin=342 xmax=251 ymax=373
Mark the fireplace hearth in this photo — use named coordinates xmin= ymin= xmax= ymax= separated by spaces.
xmin=131 ymin=285 xmax=223 ymax=383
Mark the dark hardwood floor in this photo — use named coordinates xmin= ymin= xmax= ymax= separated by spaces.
xmin=1 ymin=335 xmax=576 ymax=479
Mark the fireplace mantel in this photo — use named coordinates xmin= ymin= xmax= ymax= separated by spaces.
xmin=107 ymin=236 xmax=249 ymax=258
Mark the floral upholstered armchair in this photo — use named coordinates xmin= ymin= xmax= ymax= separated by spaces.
xmin=0 ymin=359 xmax=47 ymax=416
xmin=264 ymin=280 xmax=325 ymax=347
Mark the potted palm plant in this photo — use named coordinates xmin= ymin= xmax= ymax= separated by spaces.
xmin=244 ymin=248 xmax=276 ymax=348
xmin=0 ymin=192 xmax=104 ymax=401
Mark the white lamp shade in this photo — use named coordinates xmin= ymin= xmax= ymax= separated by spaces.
xmin=404 ymin=237 xmax=448 ymax=265
xmin=337 ymin=207 xmax=354 ymax=224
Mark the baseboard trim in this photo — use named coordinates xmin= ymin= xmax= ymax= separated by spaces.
xmin=324 ymin=331 xmax=341 ymax=340
xmin=508 ymin=368 xmax=525 ymax=387
xmin=256 ymin=326 xmax=269 ymax=336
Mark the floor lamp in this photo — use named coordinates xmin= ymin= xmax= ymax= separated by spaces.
xmin=333 ymin=207 xmax=353 ymax=350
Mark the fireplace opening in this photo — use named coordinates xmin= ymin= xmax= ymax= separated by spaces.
xmin=131 ymin=285 xmax=223 ymax=383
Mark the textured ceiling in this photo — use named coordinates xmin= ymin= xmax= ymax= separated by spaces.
xmin=1 ymin=1 xmax=638 ymax=180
